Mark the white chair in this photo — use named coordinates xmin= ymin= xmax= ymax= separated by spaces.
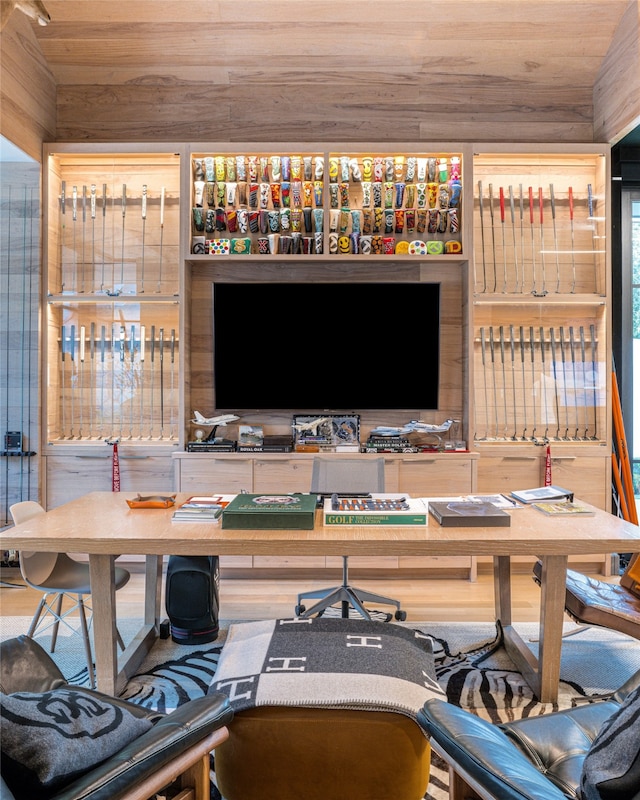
xmin=9 ymin=500 xmax=130 ymax=688
xmin=294 ymin=457 xmax=406 ymax=620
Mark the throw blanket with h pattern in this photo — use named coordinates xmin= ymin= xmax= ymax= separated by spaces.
xmin=211 ymin=617 xmax=445 ymax=719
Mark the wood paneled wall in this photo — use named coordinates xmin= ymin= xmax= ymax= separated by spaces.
xmin=594 ymin=0 xmax=640 ymax=143
xmin=0 ymin=10 xmax=55 ymax=162
xmin=1 ymin=1 xmax=639 ymax=155
xmin=188 ymin=259 xmax=466 ymax=443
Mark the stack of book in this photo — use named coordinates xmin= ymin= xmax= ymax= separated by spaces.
xmin=171 ymin=495 xmax=234 ymax=523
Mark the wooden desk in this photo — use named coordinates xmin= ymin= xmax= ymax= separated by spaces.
xmin=2 ymin=492 xmax=639 ymax=702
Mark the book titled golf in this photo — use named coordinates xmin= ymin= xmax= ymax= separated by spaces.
xmin=323 ymin=494 xmax=428 ymax=526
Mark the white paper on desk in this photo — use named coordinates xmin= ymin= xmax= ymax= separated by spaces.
xmin=467 ymin=494 xmax=523 ymax=509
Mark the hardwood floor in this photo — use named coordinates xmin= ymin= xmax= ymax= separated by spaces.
xmin=0 ymin=563 xmax=621 ymax=625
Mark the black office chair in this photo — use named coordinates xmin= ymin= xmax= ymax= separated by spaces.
xmin=294 ymin=457 xmax=406 ymax=621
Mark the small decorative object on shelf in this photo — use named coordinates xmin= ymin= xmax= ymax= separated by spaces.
xmin=292 ymin=414 xmax=360 ymax=451
xmin=187 ymin=411 xmax=239 ymax=451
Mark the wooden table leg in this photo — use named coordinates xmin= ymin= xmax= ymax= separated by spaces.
xmin=89 ymin=553 xmax=118 ymax=695
xmin=500 ymin=553 xmax=568 ymax=704
xmin=89 ymin=553 xmax=163 ymax=695
xmin=493 ymin=555 xmax=512 ymax=625
xmin=144 ymin=554 xmax=163 ymax=629
xmin=537 ymin=554 xmax=568 ymax=703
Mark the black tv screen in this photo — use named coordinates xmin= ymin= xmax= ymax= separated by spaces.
xmin=212 ymin=282 xmax=440 ymax=411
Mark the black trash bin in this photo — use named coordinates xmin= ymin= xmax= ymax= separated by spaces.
xmin=165 ymin=555 xmax=220 ymax=644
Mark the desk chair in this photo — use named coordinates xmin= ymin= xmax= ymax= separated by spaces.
xmin=9 ymin=500 xmax=131 ymax=688
xmin=533 ymin=553 xmax=640 ymax=640
xmin=294 ymin=457 xmax=406 ymax=620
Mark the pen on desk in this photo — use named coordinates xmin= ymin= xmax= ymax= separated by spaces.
xmin=500 ymin=494 xmax=518 ymax=506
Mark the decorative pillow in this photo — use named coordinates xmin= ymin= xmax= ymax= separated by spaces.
xmin=580 ymin=683 xmax=640 ymax=800
xmin=0 ymin=688 xmax=153 ymax=799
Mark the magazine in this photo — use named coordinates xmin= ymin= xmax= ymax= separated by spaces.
xmin=532 ymin=501 xmax=594 ymax=516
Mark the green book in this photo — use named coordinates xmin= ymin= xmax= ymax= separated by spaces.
xmin=221 ymin=493 xmax=317 ymax=530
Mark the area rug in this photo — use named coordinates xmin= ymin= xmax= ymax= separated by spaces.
xmin=3 ymin=616 xmax=640 ymax=800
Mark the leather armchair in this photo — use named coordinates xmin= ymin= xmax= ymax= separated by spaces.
xmin=417 ymin=669 xmax=640 ymax=800
xmin=0 ymin=636 xmax=233 ymax=800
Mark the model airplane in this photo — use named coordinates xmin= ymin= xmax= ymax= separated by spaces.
xmin=292 ymin=417 xmax=331 ymax=435
xmin=191 ymin=411 xmax=239 ymax=427
xmin=370 ymin=418 xmax=458 ymax=437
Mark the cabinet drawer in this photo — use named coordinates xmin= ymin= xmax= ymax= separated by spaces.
xmin=45 ymin=454 xmax=174 ymax=509
xmin=178 ymin=458 xmax=252 ymax=493
xmin=396 ymin=457 xmax=473 ymax=495
xmin=476 ymin=455 xmax=541 ymax=494
xmin=550 ymin=456 xmax=608 ymax=510
xmin=477 ymin=453 xmax=608 ymax=510
xmin=253 ymin=459 xmax=313 ymax=493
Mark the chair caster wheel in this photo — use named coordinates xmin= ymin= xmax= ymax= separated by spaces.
xmin=395 ymin=610 xmax=407 ymax=621
xmin=295 ymin=604 xmax=306 ymax=616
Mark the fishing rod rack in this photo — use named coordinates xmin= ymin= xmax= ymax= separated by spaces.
xmin=471 ymin=150 xmax=609 ymax=452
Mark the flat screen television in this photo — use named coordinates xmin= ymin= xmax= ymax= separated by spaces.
xmin=212 ymin=281 xmax=440 ymax=411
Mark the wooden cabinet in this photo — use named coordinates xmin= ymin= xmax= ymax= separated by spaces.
xmin=41 ymin=145 xmax=184 ymax=507
xmin=470 ymin=146 xmax=611 ymax=516
xmin=174 ymin=452 xmax=477 ymax=495
xmin=39 ymin=141 xmax=613 ymax=581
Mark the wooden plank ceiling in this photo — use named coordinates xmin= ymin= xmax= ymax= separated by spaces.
xmin=18 ymin=0 xmax=633 ymax=142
